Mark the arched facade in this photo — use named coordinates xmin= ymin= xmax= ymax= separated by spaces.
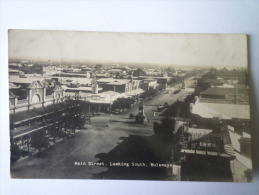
xmin=9 ymin=79 xmax=65 ymax=113
xmin=52 ymin=85 xmax=64 ymax=103
xmin=28 ymin=81 xmax=45 ymax=107
xmin=31 ymin=94 xmax=41 ymax=103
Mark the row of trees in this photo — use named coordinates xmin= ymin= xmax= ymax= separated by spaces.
xmin=197 ymin=68 xmax=249 ymax=92
xmin=167 ymin=71 xmax=195 ymax=86
xmin=168 ymin=76 xmax=183 ymax=86
xmin=140 ymin=88 xmax=158 ymax=99
xmin=19 ymin=64 xmax=43 ymax=74
xmin=11 ymin=100 xmax=87 ymax=164
xmin=112 ymin=97 xmax=135 ymax=111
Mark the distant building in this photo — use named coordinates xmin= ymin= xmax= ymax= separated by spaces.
xmin=140 ymin=79 xmax=158 ymax=91
xmin=53 ymin=72 xmax=90 ymax=78
xmin=138 ymin=76 xmax=170 ymax=89
xmin=98 ymin=78 xmax=141 ymax=94
xmin=63 ymin=77 xmax=143 ymax=114
xmin=145 ymin=69 xmax=161 ymax=76
xmin=9 ymin=69 xmax=23 ymax=76
xmin=9 ymin=63 xmax=22 ymax=69
xmin=107 ymin=67 xmax=130 ymax=77
xmin=197 ymin=79 xmax=224 ymax=90
xmin=133 ymin=68 xmax=146 ymax=77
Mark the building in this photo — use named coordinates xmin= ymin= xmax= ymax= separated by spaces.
xmin=63 ymin=77 xmax=143 ymax=114
xmin=9 ymin=76 xmax=64 ymax=113
xmin=9 ymin=69 xmax=23 ymax=76
xmin=199 ymin=87 xmax=249 ymax=104
xmin=139 ymin=79 xmax=158 ymax=91
xmin=108 ymin=68 xmax=126 ymax=77
xmin=53 ymin=72 xmax=90 ymax=78
xmin=191 ymin=99 xmax=250 ymax=120
xmin=133 ymin=68 xmax=146 ymax=77
xmin=186 ymin=87 xmax=251 ymax=181
xmin=98 ymin=78 xmax=141 ymax=94
xmin=227 ymin=126 xmax=252 ymax=182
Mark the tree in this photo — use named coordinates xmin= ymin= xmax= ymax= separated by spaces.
xmin=140 ymin=88 xmax=158 ymax=99
xmin=201 ymin=70 xmax=217 ymax=80
xmin=133 ymin=68 xmax=146 ymax=77
xmin=30 ymin=130 xmax=49 ymax=151
xmin=112 ymin=97 xmax=134 ymax=110
xmin=160 ymin=101 xmax=186 ymax=118
xmin=166 ymin=67 xmax=176 ymax=74
xmin=153 ymin=117 xmax=176 ymax=161
xmin=95 ymin=64 xmax=103 ymax=71
xmin=10 ymin=141 xmax=21 ymax=164
xmin=153 ymin=117 xmax=176 ymax=140
xmin=20 ymin=64 xmax=43 ymax=74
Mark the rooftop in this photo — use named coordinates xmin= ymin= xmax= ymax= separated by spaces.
xmin=203 ymin=103 xmax=250 ymax=119
xmin=200 ymin=87 xmax=248 ymax=96
xmin=188 ymin=128 xmax=213 ymax=141
xmin=108 ymin=69 xmax=123 ymax=72
xmin=9 ymin=76 xmax=44 ymax=84
xmin=97 ymin=78 xmax=131 ymax=85
xmin=63 ymin=86 xmax=102 ymax=92
xmin=228 ymin=125 xmax=252 ymax=169
xmin=60 ymin=77 xmax=92 ymax=85
xmin=192 ymin=101 xmax=231 ymax=119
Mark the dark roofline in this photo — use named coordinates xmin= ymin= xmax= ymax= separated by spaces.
xmin=200 ymin=87 xmax=248 ymax=95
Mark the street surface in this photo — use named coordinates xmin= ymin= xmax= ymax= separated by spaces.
xmin=11 ymin=78 xmax=196 ymax=179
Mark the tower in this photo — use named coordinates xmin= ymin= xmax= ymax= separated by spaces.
xmin=91 ymin=77 xmax=98 ymax=94
xmin=138 ymin=102 xmax=145 ymax=117
xmin=181 ymin=79 xmax=185 ymax=89
xmin=135 ymin=102 xmax=147 ymax=124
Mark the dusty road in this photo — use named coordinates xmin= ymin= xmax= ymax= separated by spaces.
xmin=11 ymin=78 xmax=196 ymax=179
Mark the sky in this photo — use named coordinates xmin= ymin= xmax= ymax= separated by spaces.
xmin=9 ymin=30 xmax=248 ymax=67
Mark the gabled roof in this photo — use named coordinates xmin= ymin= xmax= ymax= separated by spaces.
xmin=188 ymin=128 xmax=213 ymax=142
xmin=106 ymin=80 xmax=127 ymax=85
xmin=99 ymin=91 xmax=121 ymax=96
xmin=28 ymin=80 xmax=44 ymax=89
xmin=10 ymin=76 xmax=45 ymax=84
xmin=98 ymin=78 xmax=131 ymax=85
xmin=203 ymin=103 xmax=250 ymax=119
xmin=200 ymin=79 xmax=223 ymax=84
xmin=53 ymin=84 xmax=63 ymax=91
xmin=192 ymin=101 xmax=231 ymax=119
xmin=108 ymin=69 xmax=123 ymax=72
xmin=97 ymin=78 xmax=115 ymax=83
xmin=192 ymin=101 xmax=250 ymax=120
xmin=9 ymin=82 xmax=19 ymax=89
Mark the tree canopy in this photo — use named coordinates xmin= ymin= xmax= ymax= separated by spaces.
xmin=112 ymin=97 xmax=134 ymax=110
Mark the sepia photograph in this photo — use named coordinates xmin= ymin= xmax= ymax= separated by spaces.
xmin=9 ymin=30 xmax=252 ymax=182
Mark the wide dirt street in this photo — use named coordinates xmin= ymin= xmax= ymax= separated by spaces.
xmin=11 ymin=78 xmax=195 ymax=179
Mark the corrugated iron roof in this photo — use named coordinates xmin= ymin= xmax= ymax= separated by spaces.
xmin=201 ymin=87 xmax=248 ymax=96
